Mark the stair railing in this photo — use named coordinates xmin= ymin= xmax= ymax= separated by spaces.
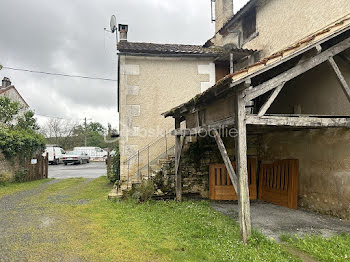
xmin=123 ymin=130 xmax=175 ymax=185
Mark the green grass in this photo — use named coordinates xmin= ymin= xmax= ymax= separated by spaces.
xmin=0 ymin=178 xmax=51 ymax=198
xmin=2 ymin=177 xmax=301 ymax=262
xmin=281 ymin=233 xmax=350 ymax=262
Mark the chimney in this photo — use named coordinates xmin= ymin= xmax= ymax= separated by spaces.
xmin=118 ymin=24 xmax=128 ymax=41
xmin=215 ymin=0 xmax=234 ymax=33
xmin=2 ymin=77 xmax=11 ymax=88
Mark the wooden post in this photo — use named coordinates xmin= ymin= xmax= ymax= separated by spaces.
xmin=165 ymin=131 xmax=168 ymax=158
xmin=175 ymin=118 xmax=182 ymax=201
xmin=234 ymin=89 xmax=252 ymax=243
xmin=45 ymin=152 xmax=49 ymax=178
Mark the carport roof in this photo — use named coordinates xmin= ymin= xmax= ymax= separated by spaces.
xmin=163 ymin=15 xmax=350 ymax=118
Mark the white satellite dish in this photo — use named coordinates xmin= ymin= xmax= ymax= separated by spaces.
xmin=110 ymin=15 xmax=117 ymax=33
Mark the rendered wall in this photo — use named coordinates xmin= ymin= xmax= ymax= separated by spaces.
xmin=0 ymin=88 xmax=28 ymax=110
xmin=268 ymin=56 xmax=350 ymax=115
xmin=214 ymin=0 xmax=350 ymax=59
xmin=119 ymin=55 xmax=215 ymax=188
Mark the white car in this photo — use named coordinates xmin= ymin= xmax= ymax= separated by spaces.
xmin=43 ymin=145 xmax=66 ymax=165
xmin=61 ymin=151 xmax=90 ymax=165
xmin=73 ymin=147 xmax=107 ymax=159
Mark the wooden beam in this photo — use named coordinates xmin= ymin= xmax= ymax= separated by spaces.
xmin=213 ymin=130 xmax=238 ymax=193
xmin=234 ymin=89 xmax=252 ymax=243
xmin=172 ymin=117 xmax=235 ymax=136
xmin=257 ymin=84 xmax=285 ymax=117
xmin=327 ymin=56 xmax=350 ymax=102
xmin=175 ymin=118 xmax=182 ymax=201
xmin=246 ymin=115 xmax=350 ymax=127
xmin=244 ymin=37 xmax=350 ymax=102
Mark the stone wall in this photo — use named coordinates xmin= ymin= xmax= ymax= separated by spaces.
xmin=162 ymin=130 xmax=350 ymax=220
xmin=260 ymin=129 xmax=350 ymax=220
xmin=0 ymin=152 xmax=18 ymax=182
xmin=156 ymin=135 xmax=258 ymax=198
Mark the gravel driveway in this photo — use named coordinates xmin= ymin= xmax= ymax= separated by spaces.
xmin=0 ymin=179 xmax=95 ymax=261
xmin=211 ymin=201 xmax=350 ymax=241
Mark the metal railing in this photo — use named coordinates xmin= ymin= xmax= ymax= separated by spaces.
xmin=123 ymin=131 xmax=175 ymax=184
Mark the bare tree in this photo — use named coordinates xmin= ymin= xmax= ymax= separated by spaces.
xmin=40 ymin=118 xmax=80 ymax=149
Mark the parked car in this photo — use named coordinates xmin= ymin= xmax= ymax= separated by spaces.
xmin=73 ymin=147 xmax=108 ymax=161
xmin=61 ymin=151 xmax=90 ymax=165
xmin=43 ymin=145 xmax=66 ymax=165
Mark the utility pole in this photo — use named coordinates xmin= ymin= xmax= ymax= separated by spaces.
xmin=84 ymin=117 xmax=87 ymax=147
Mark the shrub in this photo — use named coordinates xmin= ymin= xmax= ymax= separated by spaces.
xmin=14 ymin=169 xmax=28 ymax=183
xmin=0 ymin=172 xmax=12 ymax=185
xmin=123 ymin=180 xmax=155 ymax=202
xmin=107 ymin=146 xmax=120 ymax=183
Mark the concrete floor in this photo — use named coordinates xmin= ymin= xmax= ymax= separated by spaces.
xmin=48 ymin=162 xmax=106 ymax=179
xmin=211 ymin=201 xmax=350 ymax=241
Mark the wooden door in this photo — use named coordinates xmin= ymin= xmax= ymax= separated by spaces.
xmin=259 ymin=159 xmax=298 ymax=209
xmin=209 ymin=158 xmax=257 ymax=201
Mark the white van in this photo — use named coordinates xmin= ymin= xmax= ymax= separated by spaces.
xmin=43 ymin=145 xmax=66 ymax=165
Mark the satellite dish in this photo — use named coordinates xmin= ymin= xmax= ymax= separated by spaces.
xmin=110 ymin=15 xmax=117 ymax=33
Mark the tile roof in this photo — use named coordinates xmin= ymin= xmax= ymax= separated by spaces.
xmin=118 ymin=41 xmax=226 ymax=56
xmin=163 ymin=15 xmax=350 ymax=117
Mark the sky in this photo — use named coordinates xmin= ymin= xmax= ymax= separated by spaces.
xmin=0 ymin=0 xmax=249 ymax=130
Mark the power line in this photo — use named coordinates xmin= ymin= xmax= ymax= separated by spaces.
xmin=1 ymin=65 xmax=117 ymax=82
xmin=35 ymin=113 xmax=87 ymax=121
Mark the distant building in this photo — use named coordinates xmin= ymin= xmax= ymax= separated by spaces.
xmin=0 ymin=77 xmax=29 ymax=110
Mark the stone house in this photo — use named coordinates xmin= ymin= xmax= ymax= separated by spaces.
xmin=163 ymin=0 xmax=350 ymax=241
xmin=0 ymin=77 xmax=29 ymax=110
xmin=117 ymin=25 xmax=254 ymax=191
xmin=117 ymin=0 xmax=350 ymax=231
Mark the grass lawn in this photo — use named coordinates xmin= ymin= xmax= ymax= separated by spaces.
xmin=281 ymin=234 xmax=350 ymax=262
xmin=0 ymin=178 xmax=51 ymax=198
xmin=1 ymin=177 xmax=347 ymax=262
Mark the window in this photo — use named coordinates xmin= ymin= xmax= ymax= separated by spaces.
xmin=242 ymin=8 xmax=257 ymax=42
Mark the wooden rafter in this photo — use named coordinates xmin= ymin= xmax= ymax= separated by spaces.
xmin=244 ymin=37 xmax=350 ymax=102
xmin=213 ymin=130 xmax=238 ymax=193
xmin=257 ymin=83 xmax=285 ymax=117
xmin=327 ymin=57 xmax=350 ymax=102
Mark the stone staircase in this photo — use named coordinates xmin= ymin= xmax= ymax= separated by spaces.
xmin=108 ymin=136 xmax=197 ymax=199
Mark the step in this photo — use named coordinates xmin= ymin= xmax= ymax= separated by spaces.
xmin=158 ymin=158 xmax=172 ymax=165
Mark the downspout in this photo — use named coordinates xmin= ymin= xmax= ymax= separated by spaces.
xmin=117 ymin=53 xmax=120 ymax=113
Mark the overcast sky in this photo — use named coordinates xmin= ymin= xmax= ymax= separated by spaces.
xmin=0 ymin=0 xmax=249 ymax=129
